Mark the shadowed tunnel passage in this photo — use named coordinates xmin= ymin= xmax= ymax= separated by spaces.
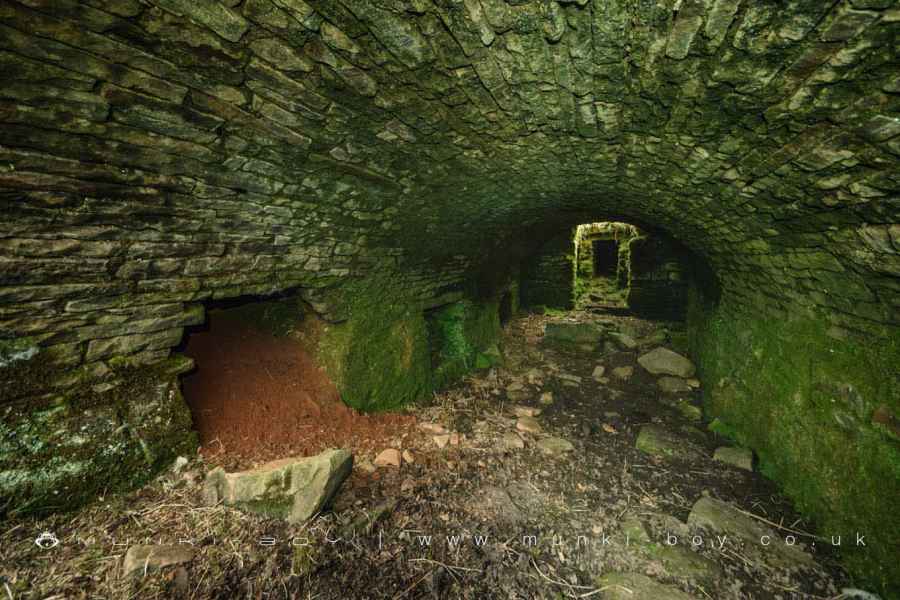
xmin=0 ymin=0 xmax=898 ymax=595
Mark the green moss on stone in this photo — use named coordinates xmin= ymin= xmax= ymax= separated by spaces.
xmin=1 ymin=358 xmax=197 ymax=517
xmin=314 ymin=275 xmax=432 ymax=412
xmin=688 ymin=298 xmax=900 ymax=595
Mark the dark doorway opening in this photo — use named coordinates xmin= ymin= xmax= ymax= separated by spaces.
xmin=592 ymin=240 xmax=618 ymax=276
xmin=499 ymin=291 xmax=513 ymax=325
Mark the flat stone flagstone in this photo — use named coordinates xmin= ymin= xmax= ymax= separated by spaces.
xmin=594 ymin=572 xmax=697 ymax=599
xmin=203 ymin=449 xmax=353 ymax=523
xmin=536 ymin=436 xmax=575 ymax=455
xmin=688 ymin=496 xmax=815 ymax=568
xmin=635 ymin=424 xmax=702 ymax=460
xmin=713 ymin=446 xmax=754 ymax=471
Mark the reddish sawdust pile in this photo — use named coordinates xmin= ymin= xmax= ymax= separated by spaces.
xmin=182 ymin=311 xmax=417 ymax=469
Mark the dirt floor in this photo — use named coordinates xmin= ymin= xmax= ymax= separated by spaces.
xmin=1 ymin=308 xmax=860 ymax=599
xmin=181 ymin=309 xmax=418 ymax=471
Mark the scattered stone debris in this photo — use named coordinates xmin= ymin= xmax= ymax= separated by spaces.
xmin=595 ymin=572 xmax=696 ymax=600
xmin=8 ymin=310 xmax=851 ymax=599
xmin=592 ymin=364 xmax=606 ymax=379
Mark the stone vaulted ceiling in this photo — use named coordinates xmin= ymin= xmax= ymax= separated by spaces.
xmin=0 ymin=0 xmax=898 ymax=342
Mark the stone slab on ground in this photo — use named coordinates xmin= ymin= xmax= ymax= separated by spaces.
xmin=471 ymin=485 xmax=526 ymax=524
xmin=594 ymin=572 xmax=696 ymax=599
xmin=374 ymin=448 xmax=401 ymax=467
xmin=536 ymin=436 xmax=574 ymax=455
xmin=544 ymin=322 xmax=605 ymax=344
xmin=517 ymin=415 xmax=542 ymax=433
xmin=688 ymin=496 xmax=814 ymax=568
xmin=501 ymin=432 xmax=525 ymax=449
xmin=658 ymin=376 xmax=692 ymax=393
xmin=635 ymin=424 xmax=701 ymax=460
xmin=621 ymin=514 xmax=720 ymax=581
xmin=203 ymin=448 xmax=352 ymax=523
xmin=638 ymin=347 xmax=696 ymax=378
xmin=611 ymin=366 xmax=633 ymax=380
xmin=609 ymin=332 xmax=637 ymax=349
xmin=123 ymin=545 xmax=195 ymax=577
xmin=713 ymin=446 xmax=753 ymax=471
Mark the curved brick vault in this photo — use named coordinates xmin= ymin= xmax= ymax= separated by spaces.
xmin=0 ymin=0 xmax=898 ymax=591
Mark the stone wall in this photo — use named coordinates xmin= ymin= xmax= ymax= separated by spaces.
xmin=520 ymin=231 xmax=576 ymax=310
xmin=0 ymin=0 xmax=898 ymax=590
xmin=626 ymin=235 xmax=690 ymax=321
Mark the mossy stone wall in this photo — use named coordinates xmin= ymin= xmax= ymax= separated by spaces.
xmin=687 ymin=289 xmax=900 ymax=595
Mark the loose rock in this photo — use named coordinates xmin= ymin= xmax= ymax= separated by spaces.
xmin=374 ymin=448 xmax=402 ymax=467
xmin=203 ymin=449 xmax=352 ymax=523
xmin=122 ymin=545 xmax=196 ymax=577
xmin=536 ymin=436 xmax=574 ymax=454
xmin=611 ymin=366 xmax=633 ymax=380
xmin=637 ymin=347 xmax=696 ymax=378
xmin=688 ymin=496 xmax=814 ymax=568
xmin=516 ymin=416 xmax=542 ymax=434
xmin=635 ymin=425 xmax=701 ymax=460
xmin=512 ymin=405 xmax=542 ymax=417
xmin=713 ymin=446 xmax=753 ymax=471
xmin=657 ymin=376 xmax=691 ymax=393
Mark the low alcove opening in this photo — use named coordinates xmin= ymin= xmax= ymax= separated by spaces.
xmin=176 ymin=292 xmax=339 ymax=463
xmin=176 ymin=292 xmax=411 ymax=467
